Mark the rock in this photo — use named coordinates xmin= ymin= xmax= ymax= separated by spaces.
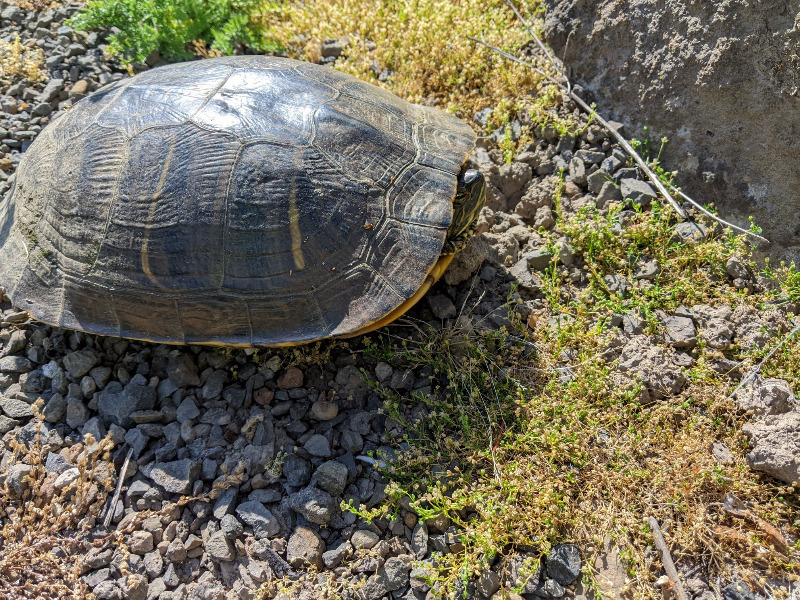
xmin=289 ymin=486 xmax=337 ymax=525
xmin=286 ymin=526 xmax=324 ymax=568
xmin=202 ymin=370 xmax=227 ymax=399
xmin=496 ymin=162 xmax=532 ymax=197
xmin=66 ymin=399 xmax=91 ymax=429
xmin=722 ymin=581 xmax=760 ymax=600
xmin=535 ymin=577 xmax=565 ymax=598
xmin=93 ymin=581 xmax=123 ymax=600
xmin=614 ymin=335 xmax=686 ymax=401
xmin=164 ymin=538 xmax=187 ymax=562
xmin=303 ymin=433 xmax=331 ymax=457
xmin=277 ymin=366 xmax=304 ymax=389
xmin=98 ymin=381 xmax=156 ymax=427
xmin=310 ymin=400 xmax=338 ymax=421
xmin=313 ymin=460 xmax=348 ymax=497
xmin=663 ymin=316 xmax=697 ymax=349
xmin=62 ymin=350 xmax=98 ymax=378
xmin=691 ymin=305 xmax=734 ymax=349
xmin=671 ymin=222 xmax=709 ymax=245
xmin=148 ymin=459 xmax=199 ymax=494
xmin=427 ymin=294 xmax=457 ymax=319
xmin=118 ymin=574 xmax=147 ymax=600
xmin=0 ymin=396 xmax=34 ymax=419
xmin=596 ymin=181 xmax=623 ymax=207
xmin=323 ymin=540 xmax=352 ymax=569
xmin=619 ymin=178 xmax=657 ymax=207
xmin=205 ymin=530 xmax=236 ymax=562
xmin=733 ymin=376 xmax=794 ymax=416
xmin=544 ymin=0 xmax=800 ymax=262
xmin=0 ymin=356 xmax=33 ymax=373
xmin=6 ymin=464 xmax=33 ymax=496
xmin=742 ymin=411 xmax=800 ymax=484
xmin=283 ymin=453 xmax=312 ymax=487
xmin=633 ymin=259 xmax=660 ymax=280
xmin=444 ymin=234 xmax=490 ymax=285
xmin=128 ymin=531 xmax=154 ymax=554
xmin=524 ymin=249 xmax=554 ymax=271
xmin=167 ymin=353 xmax=200 ymax=387
xmin=410 ymin=522 xmax=428 ymax=559
xmin=235 ymin=501 xmax=280 ymax=538
xmin=546 ymin=543 xmax=581 ymax=586
xmin=176 ymin=398 xmax=200 ymax=423
xmin=726 ymin=257 xmax=753 ymax=280
xmin=220 ymin=514 xmax=243 ymax=539
xmin=374 ymin=362 xmax=393 ymax=382
xmin=351 ymin=529 xmax=380 ymax=550
xmin=477 ymin=569 xmax=501 ymax=598
xmin=712 ymin=441 xmax=734 ymax=465
xmin=503 ymin=553 xmax=541 ymax=595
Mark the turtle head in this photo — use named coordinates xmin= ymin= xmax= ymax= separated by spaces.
xmin=445 ymin=168 xmax=485 ymax=253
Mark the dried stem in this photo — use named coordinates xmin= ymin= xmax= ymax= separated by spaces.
xmin=103 ymin=447 xmax=133 ymax=529
xmin=648 ymin=517 xmax=690 ymax=600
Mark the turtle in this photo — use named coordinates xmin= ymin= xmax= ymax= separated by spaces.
xmin=0 ymin=55 xmax=485 ymax=347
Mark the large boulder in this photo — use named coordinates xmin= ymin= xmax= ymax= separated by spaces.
xmin=544 ymin=0 xmax=800 ymax=261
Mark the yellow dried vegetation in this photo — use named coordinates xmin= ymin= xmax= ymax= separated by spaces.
xmin=0 ymin=36 xmax=46 ymax=85
xmin=268 ymin=0 xmax=558 ymax=129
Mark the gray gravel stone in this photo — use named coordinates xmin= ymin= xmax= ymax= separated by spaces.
xmin=205 ymin=530 xmax=236 ymax=562
xmin=98 ymin=381 xmax=156 ymax=427
xmin=148 ymin=459 xmax=199 ymax=494
xmin=303 ymin=433 xmax=331 ymax=457
xmin=351 ymin=529 xmax=380 ymax=550
xmin=313 ymin=460 xmax=349 ymax=497
xmin=546 ymin=543 xmax=582 ymax=586
xmin=620 ymin=178 xmax=656 ymax=207
xmin=62 ymin=349 xmax=98 ymax=378
xmin=0 ymin=396 xmax=33 ymax=419
xmin=743 ymin=411 xmax=800 ymax=484
xmin=672 ymin=222 xmax=709 ymax=244
xmin=286 ymin=526 xmax=324 ymax=568
xmin=235 ymin=501 xmax=280 ymax=538
xmin=0 ymin=356 xmax=32 ymax=373
xmin=427 ymin=294 xmax=457 ymax=319
xmin=663 ymin=316 xmax=697 ymax=349
xmin=220 ymin=514 xmax=243 ymax=539
xmin=289 ymin=486 xmax=337 ymax=525
xmin=734 ymin=376 xmax=794 ymax=416
xmin=283 ymin=453 xmax=312 ymax=487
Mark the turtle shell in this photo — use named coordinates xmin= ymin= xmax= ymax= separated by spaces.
xmin=0 ymin=56 xmax=476 ymax=346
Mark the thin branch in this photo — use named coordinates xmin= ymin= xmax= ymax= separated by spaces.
xmin=567 ymin=91 xmax=687 ymax=218
xmin=103 ymin=447 xmax=133 ymax=529
xmin=727 ymin=318 xmax=800 ymax=399
xmin=666 ymin=183 xmax=769 ymax=243
xmin=466 ymin=35 xmax=560 ymax=86
xmin=502 ymin=0 xmax=562 ymax=77
xmin=467 ymin=33 xmax=687 ymax=218
xmin=648 ymin=517 xmax=690 ymax=600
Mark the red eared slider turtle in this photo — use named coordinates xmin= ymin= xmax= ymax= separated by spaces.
xmin=0 ymin=56 xmax=484 ymax=346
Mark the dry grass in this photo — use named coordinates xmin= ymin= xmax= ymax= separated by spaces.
xmin=0 ymin=36 xmax=46 ymax=85
xmin=267 ymin=0 xmax=565 ymax=144
xmin=8 ymin=0 xmax=63 ymax=10
xmin=0 ymin=405 xmax=115 ymax=599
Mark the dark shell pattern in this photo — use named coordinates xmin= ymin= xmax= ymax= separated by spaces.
xmin=0 ymin=56 xmax=476 ymax=345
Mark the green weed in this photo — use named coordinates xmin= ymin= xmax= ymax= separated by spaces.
xmin=69 ymin=0 xmax=283 ymax=65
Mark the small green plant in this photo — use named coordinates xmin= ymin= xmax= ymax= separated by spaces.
xmin=69 ymin=0 xmax=283 ymax=65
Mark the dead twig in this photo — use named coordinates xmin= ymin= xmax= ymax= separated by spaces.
xmin=666 ymin=183 xmax=769 ymax=243
xmin=467 ymin=34 xmax=687 ymax=218
xmin=648 ymin=517 xmax=690 ymax=600
xmin=727 ymin=318 xmax=800 ymax=399
xmin=103 ymin=447 xmax=133 ymax=529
